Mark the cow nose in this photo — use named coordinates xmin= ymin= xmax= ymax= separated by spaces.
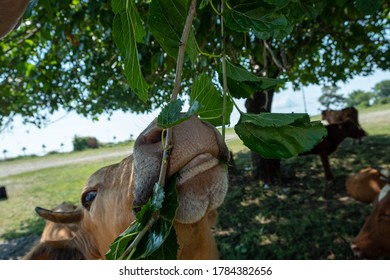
xmin=351 ymin=243 xmax=361 ymax=257
xmin=139 ymin=126 xmax=164 ymax=145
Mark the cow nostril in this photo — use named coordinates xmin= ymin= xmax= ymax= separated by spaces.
xmin=142 ymin=127 xmax=164 ymax=145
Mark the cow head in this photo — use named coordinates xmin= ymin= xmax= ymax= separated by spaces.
xmin=341 ymin=118 xmax=367 ymax=140
xmin=38 ymin=202 xmax=79 ymax=242
xmin=351 ymin=170 xmax=390 ymax=259
xmin=25 ymin=116 xmax=229 ymax=260
xmin=346 ymin=167 xmax=388 ymax=204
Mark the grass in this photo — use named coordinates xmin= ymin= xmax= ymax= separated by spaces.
xmin=0 ymin=158 xmax=124 ymax=239
xmin=0 ymin=105 xmax=389 ymax=259
xmin=217 ymin=134 xmax=390 ymax=259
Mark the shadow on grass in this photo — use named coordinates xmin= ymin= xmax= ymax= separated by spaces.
xmin=216 ymin=134 xmax=389 ymax=259
xmin=0 ymin=217 xmax=44 ymax=260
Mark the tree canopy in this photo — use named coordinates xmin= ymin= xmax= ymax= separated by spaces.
xmin=0 ymin=0 xmax=388 ymax=130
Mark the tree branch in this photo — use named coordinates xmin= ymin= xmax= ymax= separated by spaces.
xmin=159 ymin=0 xmax=196 ymax=187
xmin=121 ymin=0 xmax=197 ymax=259
xmin=263 ymin=40 xmax=285 ymax=71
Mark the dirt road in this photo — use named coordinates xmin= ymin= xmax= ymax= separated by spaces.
xmin=0 ymin=148 xmax=132 ymax=178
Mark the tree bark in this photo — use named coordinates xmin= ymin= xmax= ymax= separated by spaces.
xmin=245 ymin=89 xmax=282 ymax=185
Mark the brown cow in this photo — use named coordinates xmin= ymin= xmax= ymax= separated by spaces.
xmin=346 ymin=167 xmax=390 ymax=203
xmin=25 ymin=116 xmax=229 ymax=260
xmin=300 ymin=119 xmax=367 ymax=180
xmin=0 ymin=0 xmax=30 ymax=38
xmin=321 ymin=107 xmax=367 ymax=143
xmin=38 ymin=202 xmax=79 ymax=242
xmin=351 ymin=174 xmax=390 ymax=259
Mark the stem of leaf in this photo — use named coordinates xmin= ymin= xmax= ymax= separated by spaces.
xmin=159 ymin=0 xmax=196 ymax=187
xmin=119 ymin=213 xmax=160 ymax=260
xmin=209 ymin=0 xmax=221 ymax=15
xmin=221 ymin=0 xmax=227 ymax=140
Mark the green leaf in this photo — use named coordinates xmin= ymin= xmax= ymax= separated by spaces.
xmin=105 ymin=222 xmax=142 ymax=260
xmin=199 ymin=0 xmax=210 ymax=9
xmin=234 ymin=113 xmax=327 ymax=159
xmin=105 ymin=178 xmax=178 ymax=260
xmin=128 ymin=178 xmax=179 ymax=260
xmin=224 ymin=1 xmax=293 ymax=39
xmin=145 ymin=227 xmax=178 ymax=260
xmin=218 ymin=60 xmax=283 ymax=98
xmin=190 ymin=74 xmax=233 ymax=126
xmin=224 ymin=59 xmax=283 ymax=85
xmin=148 ymin=0 xmax=198 ymax=63
xmin=157 ymin=99 xmax=200 ymax=129
xmin=112 ymin=0 xmax=149 ymax=101
xmin=355 ymin=0 xmax=382 ymax=15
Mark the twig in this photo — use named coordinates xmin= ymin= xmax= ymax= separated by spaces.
xmin=279 ymin=41 xmax=290 ymax=69
xmin=220 ymin=0 xmax=227 ymax=140
xmin=170 ymin=0 xmax=197 ymax=102
xmin=263 ymin=40 xmax=285 ymax=71
xmin=158 ymin=0 xmax=197 ymax=187
xmin=120 ymin=213 xmax=159 ymax=259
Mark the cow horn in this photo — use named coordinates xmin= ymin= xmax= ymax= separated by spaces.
xmin=35 ymin=206 xmax=82 ymax=223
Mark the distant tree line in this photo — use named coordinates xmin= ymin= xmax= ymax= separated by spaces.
xmin=319 ymin=79 xmax=390 ymax=109
xmin=72 ymin=136 xmax=99 ymax=151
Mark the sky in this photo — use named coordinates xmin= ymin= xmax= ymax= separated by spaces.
xmin=1 ymin=69 xmax=389 ymax=159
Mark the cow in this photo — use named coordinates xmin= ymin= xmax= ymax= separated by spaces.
xmin=346 ymin=167 xmax=390 ymax=203
xmin=300 ymin=119 xmax=367 ymax=180
xmin=0 ymin=0 xmax=30 ymax=38
xmin=38 ymin=202 xmax=79 ymax=242
xmin=351 ymin=172 xmax=390 ymax=259
xmin=321 ymin=107 xmax=367 ymax=143
xmin=24 ymin=116 xmax=229 ymax=260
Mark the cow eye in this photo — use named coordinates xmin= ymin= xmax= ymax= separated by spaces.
xmin=82 ymin=190 xmax=97 ymax=210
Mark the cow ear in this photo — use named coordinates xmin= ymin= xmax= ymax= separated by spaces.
xmin=24 ymin=240 xmax=85 ymax=260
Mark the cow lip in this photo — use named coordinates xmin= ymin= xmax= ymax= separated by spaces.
xmin=177 ymin=153 xmax=220 ymax=184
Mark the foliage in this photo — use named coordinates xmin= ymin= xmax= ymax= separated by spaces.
xmin=345 ymin=90 xmax=372 ymax=108
xmin=0 ymin=0 xmax=152 ymax=129
xmin=373 ymin=79 xmax=390 ymax=105
xmin=72 ymin=135 xmax=99 ymax=151
xmin=235 ymin=113 xmax=325 ymax=159
xmin=0 ymin=0 xmax=388 ymax=129
xmin=106 ymin=179 xmax=178 ymax=260
xmin=318 ymin=86 xmax=347 ymax=109
xmin=320 ymin=80 xmax=390 ymax=109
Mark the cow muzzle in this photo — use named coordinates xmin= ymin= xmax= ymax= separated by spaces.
xmin=174 ymin=153 xmax=228 ymax=224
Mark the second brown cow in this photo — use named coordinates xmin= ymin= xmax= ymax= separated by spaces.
xmin=321 ymin=107 xmax=367 ymax=143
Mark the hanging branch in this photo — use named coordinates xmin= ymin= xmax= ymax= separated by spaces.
xmin=279 ymin=41 xmax=290 ymax=70
xmin=157 ymin=0 xmax=197 ymax=188
xmin=120 ymin=0 xmax=197 ymax=257
xmin=263 ymin=40 xmax=285 ymax=71
xmin=220 ymin=0 xmax=227 ymax=140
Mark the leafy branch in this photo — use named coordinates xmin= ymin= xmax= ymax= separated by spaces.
xmin=107 ymin=0 xmax=332 ymax=260
xmin=106 ymin=0 xmax=197 ymax=260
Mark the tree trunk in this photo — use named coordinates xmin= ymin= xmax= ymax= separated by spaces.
xmin=245 ymin=89 xmax=282 ymax=185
